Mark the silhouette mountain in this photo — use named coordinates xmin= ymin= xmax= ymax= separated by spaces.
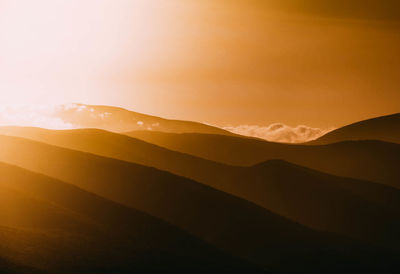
xmin=0 ymin=135 xmax=398 ymax=272
xmin=0 ymin=256 xmax=42 ymax=274
xmin=230 ymin=160 xmax=400 ymax=248
xmin=3 ymin=126 xmax=399 ymax=189
xmin=56 ymin=103 xmax=230 ymax=135
xmin=311 ymin=113 xmax=400 ymax=144
xmin=0 ymin=162 xmax=260 ymax=273
xmin=0 ymin=126 xmax=233 ymax=188
xmin=125 ymin=131 xmax=400 ymax=189
xmin=1 ymin=129 xmax=400 ymax=255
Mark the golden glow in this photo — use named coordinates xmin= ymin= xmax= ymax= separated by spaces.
xmin=0 ymin=0 xmax=399 ymax=128
xmin=0 ymin=2 xmax=398 ymax=271
xmin=0 ymin=0 xmax=164 ymax=105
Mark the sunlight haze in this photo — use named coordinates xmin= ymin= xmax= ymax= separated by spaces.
xmin=0 ymin=0 xmax=399 ymax=129
xmin=0 ymin=1 xmax=399 ymax=272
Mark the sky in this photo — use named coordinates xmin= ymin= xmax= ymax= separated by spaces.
xmin=0 ymin=0 xmax=399 ymax=130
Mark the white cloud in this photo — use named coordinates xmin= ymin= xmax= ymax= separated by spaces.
xmin=0 ymin=104 xmax=75 ymax=129
xmin=224 ymin=123 xmax=333 ymax=143
xmin=99 ymin=112 xmax=112 ymax=119
xmin=0 ymin=104 xmax=334 ymax=141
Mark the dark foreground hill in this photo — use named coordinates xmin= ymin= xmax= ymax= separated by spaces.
xmin=0 ymin=162 xmax=259 ymax=273
xmin=1 ymin=136 xmax=399 ymax=273
xmin=125 ymin=130 xmax=400 ymax=189
xmin=311 ymin=113 xmax=400 ymax=144
xmin=1 ymin=128 xmax=400 ymax=250
xmin=228 ymin=160 xmax=400 ymax=248
xmin=0 ymin=256 xmax=42 ymax=274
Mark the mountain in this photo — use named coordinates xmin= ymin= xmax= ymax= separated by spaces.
xmin=1 ymin=129 xmax=400 ymax=250
xmin=311 ymin=113 xmax=400 ymax=144
xmin=2 ymin=126 xmax=399 ymax=205
xmin=0 ymin=126 xmax=233 ymax=188
xmin=125 ymin=130 xmax=400 ymax=189
xmin=0 ymin=135 xmax=320 ymax=271
xmin=3 ymin=126 xmax=399 ymax=189
xmin=56 ymin=103 xmax=230 ymax=135
xmin=0 ymin=256 xmax=42 ymax=274
xmin=0 ymin=162 xmax=258 ymax=273
xmin=228 ymin=160 xmax=400 ymax=247
xmin=1 ymin=135 xmax=398 ymax=272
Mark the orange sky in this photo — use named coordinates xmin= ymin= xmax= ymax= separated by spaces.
xmin=0 ymin=0 xmax=399 ymax=128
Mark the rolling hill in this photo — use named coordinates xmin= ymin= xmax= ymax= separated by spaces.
xmin=1 ymin=127 xmax=400 ymax=248
xmin=55 ymin=103 xmax=230 ymax=135
xmin=0 ymin=256 xmax=42 ymax=274
xmin=0 ymin=126 xmax=232 ymax=186
xmin=2 ymin=126 xmax=399 ymax=190
xmin=125 ymin=130 xmax=400 ymax=189
xmin=0 ymin=162 xmax=258 ymax=273
xmin=311 ymin=113 xmax=400 ymax=144
xmin=1 ymin=135 xmax=399 ymax=272
xmin=228 ymin=160 xmax=400 ymax=246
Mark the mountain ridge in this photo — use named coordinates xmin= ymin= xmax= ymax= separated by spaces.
xmin=125 ymin=130 xmax=400 ymax=189
xmin=1 ymin=130 xmax=400 ymax=252
xmin=0 ymin=134 xmax=357 ymax=271
xmin=0 ymin=161 xmax=259 ymax=273
xmin=56 ymin=103 xmax=232 ymax=135
xmin=311 ymin=113 xmax=400 ymax=144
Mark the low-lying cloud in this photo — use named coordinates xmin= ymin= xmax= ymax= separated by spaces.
xmin=0 ymin=104 xmax=333 ymax=142
xmin=224 ymin=123 xmax=333 ymax=143
xmin=0 ymin=105 xmax=75 ymax=129
xmin=0 ymin=104 xmax=116 ymax=129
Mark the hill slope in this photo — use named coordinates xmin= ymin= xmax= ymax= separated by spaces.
xmin=1 ymin=127 xmax=400 ymax=249
xmin=0 ymin=256 xmax=42 ymax=274
xmin=2 ymin=126 xmax=399 ymax=189
xmin=56 ymin=103 xmax=230 ymax=135
xmin=126 ymin=130 xmax=400 ymax=189
xmin=311 ymin=113 xmax=400 ymax=144
xmin=0 ymin=136 xmax=332 ymax=272
xmin=0 ymin=126 xmax=231 ymax=186
xmin=1 ymin=135 xmax=399 ymax=272
xmin=0 ymin=162 xmax=256 ymax=273
xmin=229 ymin=160 xmax=400 ymax=247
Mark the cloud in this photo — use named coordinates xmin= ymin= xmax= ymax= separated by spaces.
xmin=0 ymin=104 xmax=334 ymax=142
xmin=99 ymin=112 xmax=112 ymax=119
xmin=223 ymin=123 xmax=333 ymax=143
xmin=0 ymin=105 xmax=75 ymax=129
xmin=61 ymin=103 xmax=87 ymax=112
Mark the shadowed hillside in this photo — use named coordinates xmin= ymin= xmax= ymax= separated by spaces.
xmin=1 ymin=136 xmax=399 ymax=272
xmin=311 ymin=113 xmax=400 ymax=144
xmin=0 ymin=126 xmax=232 ymax=186
xmin=227 ymin=160 xmax=400 ymax=248
xmin=1 ymin=127 xmax=400 ymax=250
xmin=126 ymin=131 xmax=400 ymax=189
xmin=1 ymin=0 xmax=398 ymax=270
xmin=56 ymin=103 xmax=230 ymax=135
xmin=2 ymin=126 xmax=399 ymax=189
xmin=0 ymin=162 xmax=259 ymax=273
xmin=0 ymin=256 xmax=42 ymax=274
